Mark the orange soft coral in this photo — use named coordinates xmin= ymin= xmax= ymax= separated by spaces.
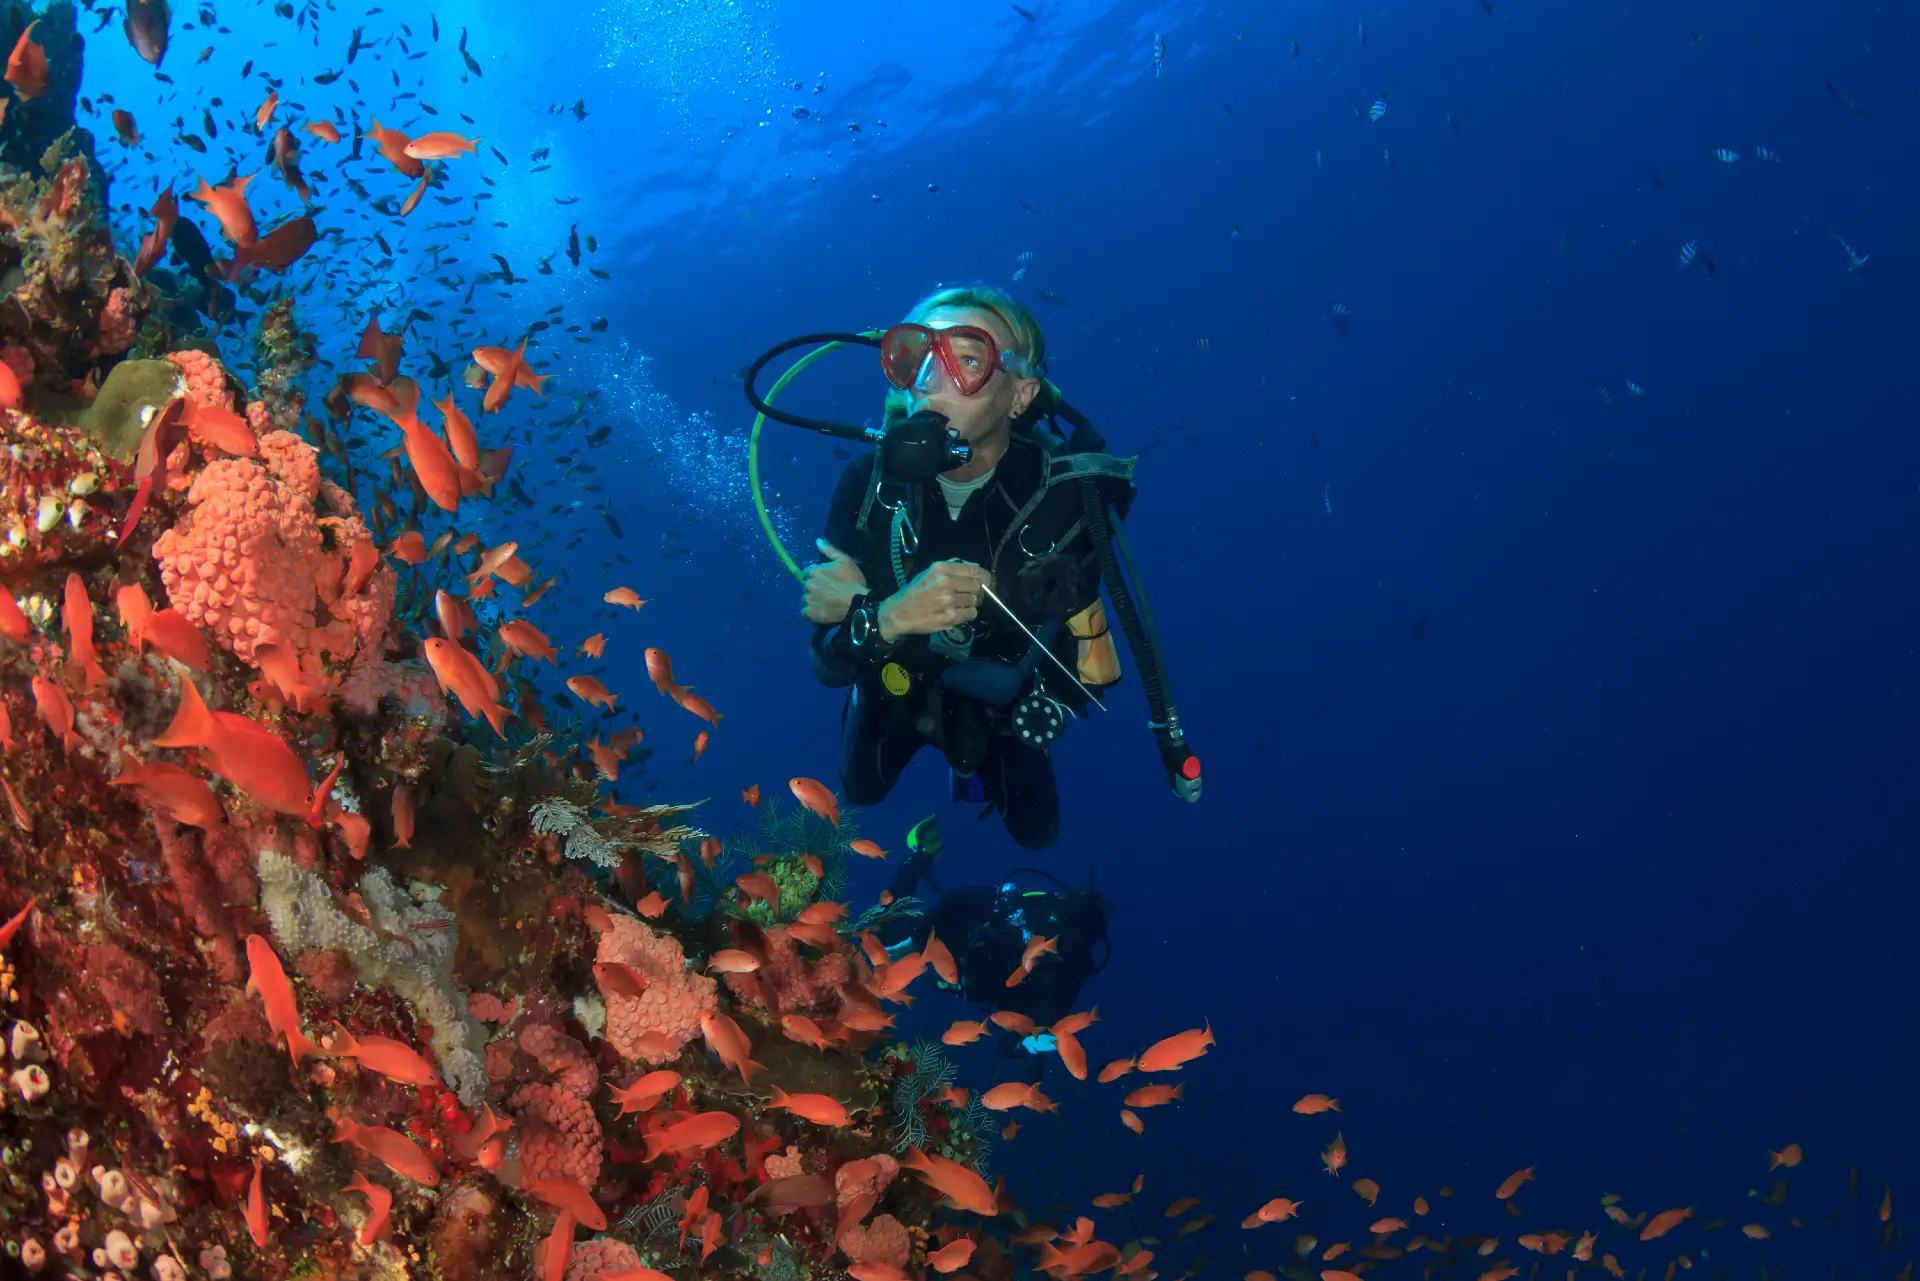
xmin=599 ymin=914 xmax=717 ymax=1064
xmin=151 ymin=427 xmax=394 ymax=689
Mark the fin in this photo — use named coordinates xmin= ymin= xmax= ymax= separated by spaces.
xmin=153 ymin=679 xmax=218 ymax=749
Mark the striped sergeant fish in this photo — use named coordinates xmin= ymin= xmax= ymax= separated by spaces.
xmin=1152 ymin=32 xmax=1165 ymax=77
xmin=1712 ymin=147 xmax=1741 ymax=164
xmin=1369 ymin=96 xmax=1388 ymax=122
xmin=1752 ymin=146 xmax=1783 ymax=165
xmin=1678 ymin=239 xmax=1699 ymax=269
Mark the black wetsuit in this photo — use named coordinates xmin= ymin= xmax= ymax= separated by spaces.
xmin=811 ymin=421 xmax=1112 ymax=849
xmin=884 ymin=867 xmax=1108 ymax=1031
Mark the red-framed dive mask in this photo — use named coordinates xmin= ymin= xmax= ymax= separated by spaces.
xmin=880 ymin=323 xmax=1035 ymax=397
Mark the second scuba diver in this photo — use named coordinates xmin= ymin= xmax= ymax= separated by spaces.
xmin=794 ymin=286 xmax=1201 ymax=849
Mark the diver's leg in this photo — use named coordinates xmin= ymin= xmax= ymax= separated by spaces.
xmin=987 ymin=734 xmax=1060 ymax=850
xmin=839 ymin=684 xmax=921 ymax=806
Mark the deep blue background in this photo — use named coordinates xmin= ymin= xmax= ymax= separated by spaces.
xmin=92 ymin=0 xmax=1916 ymax=1267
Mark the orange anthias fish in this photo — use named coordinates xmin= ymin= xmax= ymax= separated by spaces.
xmin=30 ymin=675 xmax=82 ymax=752
xmin=497 ymin=620 xmax=558 ymax=663
xmin=1138 ymin=1023 xmax=1216 ymax=1072
xmin=329 ymin=1029 xmax=440 ymax=1087
xmin=1120 ymin=1109 xmax=1144 ymax=1134
xmin=605 ymin=586 xmax=647 ymax=610
xmin=367 ymin=117 xmax=427 ymax=179
xmin=929 ymin=1238 xmax=976 ymax=1273
xmin=674 ymin=688 xmax=725 ymax=726
xmin=541 ymin=1210 xmax=575 ymax=1281
xmin=144 ymin=610 xmax=211 ymax=671
xmin=643 ymin=1111 xmax=741 ymax=1162
xmin=1322 ymin=1132 xmax=1348 ymax=1177
xmin=133 ymin=186 xmax=178 ymax=278
xmin=396 ymin=412 xmax=464 ymax=513
xmin=305 ymin=119 xmax=342 ymax=144
xmin=943 ymin=1019 xmax=989 ymax=1046
xmin=155 ymin=680 xmax=326 ymax=821
xmin=594 ymin=961 xmax=649 ymax=1000
xmin=768 ymin=1087 xmax=853 ymax=1127
xmin=245 ymin=934 xmax=319 ymax=1065
xmin=5 ymin=21 xmax=48 ymax=99
xmin=1166 ymin=1197 xmax=1203 ymax=1218
xmin=526 ymin=1178 xmax=607 ymax=1231
xmin=850 ymin=839 xmax=889 ymax=860
xmin=1352 ymin=1178 xmax=1380 ymax=1206
xmin=924 ymin=930 xmax=959 ymax=984
xmin=904 ymin=1146 xmax=998 ymax=1216
xmin=1054 ymin=1029 xmax=1088 ymax=1080
xmin=1294 ymin=1094 xmax=1341 ymax=1114
xmin=183 ymin=395 xmax=259 ymax=457
xmin=255 ymin=88 xmax=279 ymax=131
xmin=1639 ymin=1207 xmax=1694 ymax=1241
xmin=699 ymin=1010 xmax=763 ymax=1086
xmin=0 ymin=584 xmax=31 ymax=641
xmin=1255 ymin=1198 xmax=1303 ymax=1223
xmin=423 ymin=638 xmax=511 ymax=736
xmin=247 ymin=1158 xmax=270 ymax=1247
xmin=62 ymin=573 xmax=108 ymax=690
xmin=334 ymin=1118 xmax=439 ymax=1186
xmin=387 ymin=529 xmax=429 ymax=564
xmin=189 ymin=172 xmax=260 ymax=246
xmin=404 ymin=131 xmax=481 ymax=160
xmin=644 ymin=647 xmax=688 ymax=697
xmin=607 ymin=1069 xmax=680 ymax=1115
xmin=112 ymin=761 xmax=224 ymax=828
xmin=566 ymin=674 xmax=618 ymax=710
xmin=789 ymin=777 xmax=841 ymax=827
xmin=344 ymin=1172 xmax=392 ymax=1246
xmin=1124 ymin=1083 xmax=1183 ymax=1109
xmin=1495 ymin=1167 xmax=1536 ymax=1200
xmin=1098 ymin=1057 xmax=1137 ymax=1083
xmin=579 ymin=632 xmax=607 ymax=658
xmin=1768 ymin=1144 xmax=1802 ymax=1170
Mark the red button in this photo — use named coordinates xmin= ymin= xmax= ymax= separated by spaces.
xmin=1180 ymin=755 xmax=1202 ymax=779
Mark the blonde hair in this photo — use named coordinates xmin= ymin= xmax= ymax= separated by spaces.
xmin=884 ymin=284 xmax=1048 ymax=421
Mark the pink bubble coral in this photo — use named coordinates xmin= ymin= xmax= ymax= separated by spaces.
xmin=725 ymin=925 xmax=851 ymax=1014
xmin=764 ymin=1145 xmax=805 ymax=1180
xmin=598 ymin=914 xmax=717 ymax=1064
xmin=166 ymin=349 xmax=231 ymax=410
xmin=840 ymin=1213 xmax=912 ymax=1268
xmin=517 ymin=1022 xmax=597 ymax=1100
xmin=151 ymin=427 xmax=394 ymax=687
xmin=508 ymin=1080 xmax=602 ymax=1188
xmin=564 ymin=1238 xmax=642 ymax=1281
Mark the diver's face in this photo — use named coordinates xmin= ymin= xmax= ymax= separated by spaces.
xmin=905 ymin=307 xmax=1040 ymax=445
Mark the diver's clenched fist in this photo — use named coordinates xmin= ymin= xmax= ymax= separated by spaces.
xmin=880 ymin=560 xmax=991 ymax=640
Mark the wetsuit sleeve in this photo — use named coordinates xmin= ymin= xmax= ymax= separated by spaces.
xmin=811 ymin=457 xmax=922 ymax=685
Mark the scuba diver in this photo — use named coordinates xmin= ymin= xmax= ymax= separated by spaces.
xmin=882 ymin=816 xmax=1109 ymax=1043
xmin=743 ymin=285 xmax=1201 ymax=850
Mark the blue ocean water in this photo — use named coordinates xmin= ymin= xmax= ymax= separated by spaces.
xmin=95 ymin=0 xmax=1914 ymax=1265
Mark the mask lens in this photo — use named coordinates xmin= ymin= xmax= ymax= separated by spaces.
xmin=881 ymin=325 xmax=934 ymax=389
xmin=942 ymin=329 xmax=997 ymax=395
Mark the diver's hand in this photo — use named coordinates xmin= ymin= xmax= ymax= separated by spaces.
xmin=803 ymin=539 xmax=867 ymax=625
xmin=879 ymin=560 xmax=991 ymax=641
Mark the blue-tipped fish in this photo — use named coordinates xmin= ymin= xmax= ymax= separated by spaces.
xmin=1678 ymin=239 xmax=1699 ymax=269
xmin=1368 ymin=96 xmax=1388 ymax=122
xmin=1624 ymin=379 xmax=1646 ymax=397
xmin=1712 ymin=147 xmax=1741 ymax=164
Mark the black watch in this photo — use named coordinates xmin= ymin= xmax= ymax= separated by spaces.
xmin=847 ymin=595 xmax=898 ymax=657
